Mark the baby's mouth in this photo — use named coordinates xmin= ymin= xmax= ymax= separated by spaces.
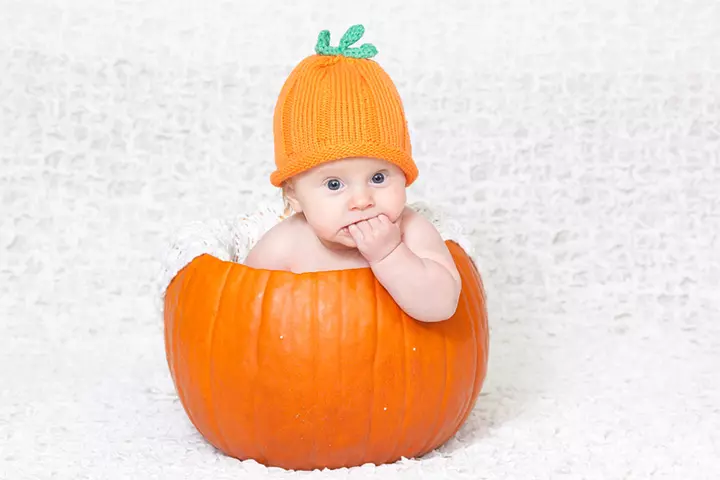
xmin=342 ymin=215 xmax=376 ymax=230
xmin=341 ymin=220 xmax=363 ymax=233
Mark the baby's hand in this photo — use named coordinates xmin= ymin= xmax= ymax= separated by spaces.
xmin=348 ymin=214 xmax=401 ymax=264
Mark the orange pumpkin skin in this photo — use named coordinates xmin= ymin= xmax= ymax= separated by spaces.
xmin=163 ymin=240 xmax=489 ymax=470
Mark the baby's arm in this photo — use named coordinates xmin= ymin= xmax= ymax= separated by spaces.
xmin=348 ymin=210 xmax=462 ymax=322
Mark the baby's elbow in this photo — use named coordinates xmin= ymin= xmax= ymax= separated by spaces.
xmin=441 ymin=284 xmax=462 ymax=321
xmin=415 ymin=283 xmax=461 ymax=323
xmin=415 ymin=305 xmax=457 ymax=323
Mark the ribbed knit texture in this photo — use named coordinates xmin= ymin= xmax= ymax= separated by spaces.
xmin=270 ymin=51 xmax=418 ymax=187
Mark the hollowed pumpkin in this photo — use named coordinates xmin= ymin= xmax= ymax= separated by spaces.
xmin=161 ymin=204 xmax=489 ymax=470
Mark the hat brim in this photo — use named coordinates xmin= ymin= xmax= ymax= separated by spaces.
xmin=270 ymin=143 xmax=418 ymax=187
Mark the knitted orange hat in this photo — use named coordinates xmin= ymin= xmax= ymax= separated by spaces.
xmin=270 ymin=24 xmax=418 ymax=187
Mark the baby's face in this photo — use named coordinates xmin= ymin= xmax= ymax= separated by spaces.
xmin=285 ymin=157 xmax=407 ymax=249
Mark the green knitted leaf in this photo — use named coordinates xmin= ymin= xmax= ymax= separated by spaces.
xmin=339 ymin=24 xmax=365 ymax=50
xmin=344 ymin=43 xmax=378 ymax=58
xmin=315 ymin=24 xmax=378 ymax=59
xmin=315 ymin=30 xmax=339 ymax=55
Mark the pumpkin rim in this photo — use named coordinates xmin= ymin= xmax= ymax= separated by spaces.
xmin=188 ymin=239 xmax=465 ymax=279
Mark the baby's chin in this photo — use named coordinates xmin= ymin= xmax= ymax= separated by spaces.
xmin=332 ymin=228 xmax=357 ymax=248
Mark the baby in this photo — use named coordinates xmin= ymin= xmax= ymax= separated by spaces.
xmin=244 ymin=25 xmax=461 ymax=322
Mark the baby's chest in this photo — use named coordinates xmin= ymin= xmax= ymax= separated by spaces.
xmin=288 ymin=243 xmax=369 ymax=273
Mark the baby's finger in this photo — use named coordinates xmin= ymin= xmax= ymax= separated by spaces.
xmin=367 ymin=216 xmax=383 ymax=231
xmin=356 ymin=220 xmax=373 ymax=237
xmin=377 ymin=214 xmax=392 ymax=226
xmin=348 ymin=223 xmax=363 ymax=241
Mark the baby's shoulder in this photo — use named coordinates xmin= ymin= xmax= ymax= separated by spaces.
xmin=400 ymin=206 xmax=461 ymax=282
xmin=399 ymin=206 xmax=439 ymax=237
xmin=243 ymin=214 xmax=306 ymax=270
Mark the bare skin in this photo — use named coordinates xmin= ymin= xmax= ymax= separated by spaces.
xmin=244 ymin=157 xmax=461 ymax=322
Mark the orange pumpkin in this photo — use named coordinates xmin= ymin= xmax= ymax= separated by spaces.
xmin=162 ymin=215 xmax=489 ymax=471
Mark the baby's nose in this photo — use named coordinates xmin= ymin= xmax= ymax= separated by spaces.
xmin=350 ymin=189 xmax=374 ymax=210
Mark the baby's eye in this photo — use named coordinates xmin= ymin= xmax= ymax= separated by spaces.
xmin=371 ymin=172 xmax=385 ymax=184
xmin=326 ymin=179 xmax=342 ymax=190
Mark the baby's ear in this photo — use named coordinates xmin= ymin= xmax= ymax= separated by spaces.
xmin=282 ymin=181 xmax=303 ymax=213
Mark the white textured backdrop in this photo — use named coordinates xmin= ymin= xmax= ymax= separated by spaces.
xmin=2 ymin=0 xmax=719 ymax=478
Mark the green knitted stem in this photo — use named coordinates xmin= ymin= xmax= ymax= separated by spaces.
xmin=315 ymin=24 xmax=378 ymax=59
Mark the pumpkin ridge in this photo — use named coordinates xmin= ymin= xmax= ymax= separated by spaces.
xmin=389 ymin=305 xmax=408 ymax=463
xmin=338 ymin=270 xmax=346 ymax=465
xmin=163 ymin=261 xmax=187 ymax=392
xmin=420 ymin=321 xmax=449 ymax=456
xmin=461 ymin=254 xmax=480 ymax=421
xmin=170 ymin=264 xmax=201 ymax=436
xmin=217 ymin=264 xmax=251 ymax=458
xmin=361 ymin=277 xmax=381 ymax=463
xmin=468 ymin=256 xmax=489 ymax=411
xmin=449 ymin=244 xmax=486 ymax=431
xmin=446 ymin=275 xmax=477 ymax=438
xmin=206 ymin=262 xmax=234 ymax=454
xmin=253 ymin=269 xmax=274 ymax=465
xmin=310 ymin=273 xmax=319 ymax=467
xmin=445 ymin=247 xmax=475 ymax=432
